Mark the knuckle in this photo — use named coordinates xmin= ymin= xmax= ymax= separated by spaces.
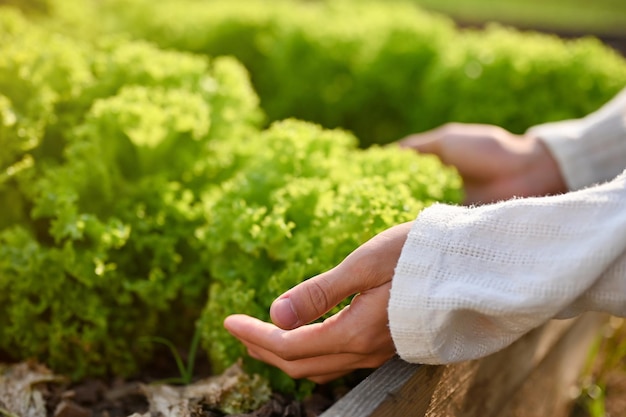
xmin=274 ymin=344 xmax=293 ymax=361
xmin=283 ymin=365 xmax=307 ymax=380
xmin=344 ymin=254 xmax=378 ymax=287
xmin=277 ymin=348 xmax=299 ymax=362
xmin=302 ymin=278 xmax=333 ymax=317
xmin=274 ymin=337 xmax=302 ymax=361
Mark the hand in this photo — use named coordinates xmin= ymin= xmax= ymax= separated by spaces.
xmin=223 ymin=222 xmax=413 ymax=384
xmin=399 ymin=123 xmax=567 ymax=205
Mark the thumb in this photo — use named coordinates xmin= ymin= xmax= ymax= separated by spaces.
xmin=270 ymin=222 xmax=412 ymax=330
xmin=269 ymin=267 xmax=358 ymax=330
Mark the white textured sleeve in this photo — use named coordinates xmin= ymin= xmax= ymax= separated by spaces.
xmin=388 ymin=172 xmax=626 ymax=365
xmin=527 ymin=88 xmax=626 ymax=191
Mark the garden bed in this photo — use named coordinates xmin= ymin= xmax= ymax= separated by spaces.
xmin=0 ymin=359 xmax=359 ymax=416
xmin=2 ymin=313 xmax=619 ymax=416
xmin=1 ymin=1 xmax=625 ymax=416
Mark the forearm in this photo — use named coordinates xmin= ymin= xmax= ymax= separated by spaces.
xmin=527 ymin=88 xmax=626 ymax=191
xmin=388 ymin=171 xmax=626 ymax=364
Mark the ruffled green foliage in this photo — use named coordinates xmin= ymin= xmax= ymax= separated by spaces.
xmin=419 ymin=24 xmax=626 ymax=131
xmin=5 ymin=0 xmax=625 ymax=397
xmin=0 ymin=9 xmax=263 ymax=379
xmin=87 ymin=0 xmax=456 ymax=146
xmin=52 ymin=0 xmax=626 ymax=146
xmin=0 ymin=7 xmax=461 ymax=392
xmin=197 ymin=120 xmax=461 ymax=392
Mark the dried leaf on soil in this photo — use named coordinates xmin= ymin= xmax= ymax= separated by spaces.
xmin=139 ymin=363 xmax=271 ymax=416
xmin=0 ymin=362 xmax=64 ymax=417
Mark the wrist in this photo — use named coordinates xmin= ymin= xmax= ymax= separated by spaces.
xmin=525 ymin=135 xmax=568 ymax=197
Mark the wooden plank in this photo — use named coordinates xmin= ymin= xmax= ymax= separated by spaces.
xmin=321 ymin=313 xmax=605 ymax=417
xmin=498 ymin=313 xmax=607 ymax=417
xmin=424 ymin=318 xmax=579 ymax=417
xmin=319 ymin=358 xmax=443 ymax=417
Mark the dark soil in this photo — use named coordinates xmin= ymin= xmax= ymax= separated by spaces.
xmin=0 ymin=356 xmax=364 ymax=417
xmin=41 ymin=377 xmax=348 ymax=417
xmin=45 ymin=378 xmax=148 ymax=417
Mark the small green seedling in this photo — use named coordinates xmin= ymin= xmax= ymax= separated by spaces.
xmin=141 ymin=325 xmax=202 ymax=385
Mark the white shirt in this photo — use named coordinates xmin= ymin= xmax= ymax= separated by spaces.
xmin=388 ymin=88 xmax=626 ymax=364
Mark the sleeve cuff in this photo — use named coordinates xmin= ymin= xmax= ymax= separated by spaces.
xmin=527 ymin=89 xmax=626 ymax=191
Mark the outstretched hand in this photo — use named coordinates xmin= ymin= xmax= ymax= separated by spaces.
xmin=224 ymin=222 xmax=412 ymax=384
xmin=224 ymin=123 xmax=567 ymax=383
xmin=399 ymin=123 xmax=567 ymax=205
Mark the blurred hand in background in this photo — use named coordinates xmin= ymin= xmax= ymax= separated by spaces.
xmin=398 ymin=123 xmax=567 ymax=205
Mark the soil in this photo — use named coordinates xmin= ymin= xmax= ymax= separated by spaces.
xmin=0 ymin=358 xmax=361 ymax=417
xmin=1 ymin=344 xmax=623 ymax=417
xmin=47 ymin=378 xmax=347 ymax=417
xmin=42 ymin=379 xmax=333 ymax=417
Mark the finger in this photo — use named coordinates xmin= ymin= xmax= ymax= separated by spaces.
xmin=271 ymin=223 xmax=410 ymax=330
xmin=245 ymin=343 xmax=364 ymax=380
xmin=226 ymin=298 xmax=393 ymax=363
xmin=396 ymin=131 xmax=442 ymax=155
xmin=243 ymin=340 xmax=392 ymax=381
xmin=270 ymin=263 xmax=368 ymax=330
xmin=224 ymin=312 xmax=355 ymax=360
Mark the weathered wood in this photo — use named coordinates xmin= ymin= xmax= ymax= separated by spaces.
xmin=319 ymin=358 xmax=443 ymax=417
xmin=498 ymin=313 xmax=606 ymax=417
xmin=424 ymin=317 xmax=582 ymax=416
xmin=321 ymin=313 xmax=606 ymax=417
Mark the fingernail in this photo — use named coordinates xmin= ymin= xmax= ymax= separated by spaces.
xmin=271 ymin=297 xmax=299 ymax=329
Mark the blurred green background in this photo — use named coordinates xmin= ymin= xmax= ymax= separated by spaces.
xmin=411 ymin=0 xmax=626 ymax=55
xmin=412 ymin=0 xmax=626 ymax=33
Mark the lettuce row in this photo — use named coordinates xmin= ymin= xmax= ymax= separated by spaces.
xmin=0 ymin=9 xmax=263 ymax=379
xmin=56 ymin=0 xmax=626 ymax=147
xmin=0 ymin=9 xmax=462 ymax=392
